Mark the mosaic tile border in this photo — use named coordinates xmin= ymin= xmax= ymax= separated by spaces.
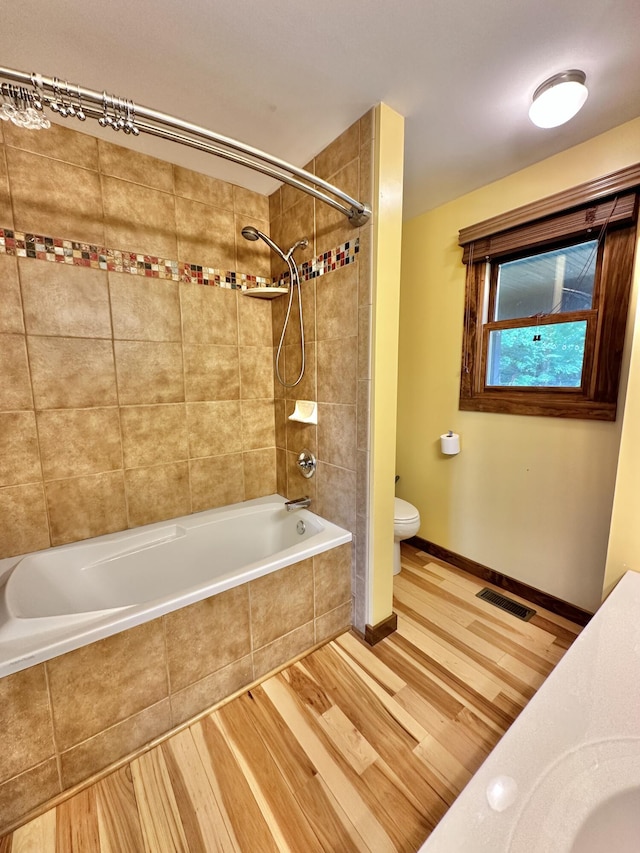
xmin=0 ymin=228 xmax=359 ymax=290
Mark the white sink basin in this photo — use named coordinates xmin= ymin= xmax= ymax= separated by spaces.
xmin=572 ymin=787 xmax=640 ymax=852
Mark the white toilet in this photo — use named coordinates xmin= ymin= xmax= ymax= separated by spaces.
xmin=393 ymin=497 xmax=421 ymax=575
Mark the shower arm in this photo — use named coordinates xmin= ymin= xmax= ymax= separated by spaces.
xmin=0 ymin=65 xmax=371 ymax=227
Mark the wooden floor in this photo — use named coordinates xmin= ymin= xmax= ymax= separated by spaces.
xmin=1 ymin=546 xmax=582 ymax=852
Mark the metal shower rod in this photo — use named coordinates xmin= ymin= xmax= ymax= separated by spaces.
xmin=0 ymin=65 xmax=371 ymax=226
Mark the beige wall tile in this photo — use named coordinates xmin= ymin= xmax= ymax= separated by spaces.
xmin=28 ymin=336 xmax=117 ymax=409
xmin=47 ymin=620 xmax=168 ymax=750
xmin=270 ymin=196 xmax=315 ymax=275
xmin=315 ymin=160 xmax=359 ymax=257
xmin=60 ymin=700 xmax=172 ymax=789
xmin=357 ymin=450 xmax=369 ymax=517
xmin=315 ymin=119 xmax=360 ymax=181
xmin=98 ymin=140 xmax=174 ymax=192
xmin=180 ymin=283 xmax=238 ymax=346
xmin=315 ymin=602 xmax=352 ymax=644
xmin=276 ymin=447 xmax=287 ymax=496
xmin=165 ymin=585 xmax=251 ymax=692
xmin=359 ymin=109 xmax=374 ymax=145
xmin=250 ymin=559 xmax=314 ymax=648
xmin=271 ymin=278 xmax=316 ymax=346
xmin=243 ymin=448 xmax=277 ymax=500
xmin=281 ymin=158 xmax=315 ymax=214
xmin=316 ymin=462 xmax=356 ymax=533
xmin=269 ymin=187 xmax=281 ymax=221
xmin=114 ymin=340 xmax=184 ymax=405
xmin=46 ymin=471 xmax=127 ymax=546
xmin=252 ymin=622 xmax=315 ymax=681
xmin=125 ymin=462 xmax=191 ymax=527
xmin=233 ymin=186 xmax=269 ymax=220
xmin=120 ymin=404 xmax=188 ymax=468
xmin=102 ymin=175 xmax=177 ymax=258
xmin=0 ymin=665 xmax=55 ymax=784
xmin=315 ymin=262 xmax=358 ymax=340
xmin=0 ymin=255 xmax=24 ymax=334
xmin=189 ymin=453 xmax=244 ymax=512
xmin=360 ymin=139 xmax=373 ymax=208
xmin=170 ymin=655 xmax=253 ymax=727
xmin=234 ymin=216 xmax=272 ymax=278
xmin=3 ymin=121 xmax=99 ymax=169
xmin=239 ymin=347 xmax=274 ymax=398
xmin=283 ymin=342 xmax=317 ymax=402
xmin=285 ymin=408 xmax=317 ymax=455
xmin=37 ymin=408 xmax=122 ymax=480
xmin=358 ymin=227 xmax=372 ymax=307
xmin=7 ymin=148 xmax=104 ymax=244
xmin=109 ymin=275 xmax=181 ymax=342
xmin=241 ymin=400 xmax=275 ymax=451
xmin=0 ymin=411 xmax=41 ymax=487
xmin=19 ymin=260 xmax=111 ymax=338
xmin=183 ymin=344 xmax=240 ymax=402
xmin=173 ymin=166 xmax=234 ymax=210
xmin=317 ymin=403 xmax=357 ymax=470
xmin=187 ymin=401 xmax=242 ymax=458
xmin=0 ymin=334 xmax=33 ymax=410
xmin=357 ymin=379 xmax=370 ymax=452
xmin=0 ymin=759 xmax=60 ymax=836
xmin=358 ymin=304 xmax=371 ymax=380
xmin=317 ymin=336 xmax=357 ymax=404
xmin=314 ymin=543 xmax=352 ymax=617
xmin=0 ymin=144 xmax=13 ymax=227
xmin=274 ymin=399 xmax=286 ymax=449
xmin=238 ymin=288 xmax=273 ymax=346
xmin=175 ymin=197 xmax=235 ymax=269
xmin=0 ymin=483 xmax=50 ymax=558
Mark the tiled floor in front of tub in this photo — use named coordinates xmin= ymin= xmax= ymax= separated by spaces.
xmin=1 ymin=545 xmax=581 ymax=851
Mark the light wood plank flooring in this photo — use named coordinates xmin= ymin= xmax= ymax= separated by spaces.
xmin=1 ymin=545 xmax=582 ymax=852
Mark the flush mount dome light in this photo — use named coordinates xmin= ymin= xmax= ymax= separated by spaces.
xmin=529 ymin=70 xmax=588 ymax=128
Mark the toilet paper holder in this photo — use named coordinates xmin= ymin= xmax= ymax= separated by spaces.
xmin=440 ymin=430 xmax=461 ymax=455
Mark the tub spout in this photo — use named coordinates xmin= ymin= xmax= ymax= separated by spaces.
xmin=285 ymin=496 xmax=311 ymax=512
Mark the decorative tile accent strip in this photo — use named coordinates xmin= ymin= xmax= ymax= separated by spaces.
xmin=0 ymin=228 xmax=359 ymax=289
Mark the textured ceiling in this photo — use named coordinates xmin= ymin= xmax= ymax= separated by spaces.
xmin=2 ymin=0 xmax=640 ymax=219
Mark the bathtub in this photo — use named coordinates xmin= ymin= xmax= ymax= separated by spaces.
xmin=419 ymin=569 xmax=640 ymax=853
xmin=0 ymin=494 xmax=351 ymax=678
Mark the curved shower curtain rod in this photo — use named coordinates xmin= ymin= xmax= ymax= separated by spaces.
xmin=0 ymin=65 xmax=371 ymax=226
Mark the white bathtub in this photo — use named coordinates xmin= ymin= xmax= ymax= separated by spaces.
xmin=0 ymin=494 xmax=351 ymax=678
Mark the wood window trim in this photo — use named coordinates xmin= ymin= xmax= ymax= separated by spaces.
xmin=458 ymin=164 xmax=640 ymax=421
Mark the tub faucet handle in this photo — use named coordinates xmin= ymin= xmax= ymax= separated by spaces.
xmin=285 ymin=496 xmax=311 ymax=512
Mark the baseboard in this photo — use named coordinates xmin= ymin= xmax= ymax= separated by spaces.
xmin=407 ymin=536 xmax=592 ymax=627
xmin=363 ymin=612 xmax=398 ymax=645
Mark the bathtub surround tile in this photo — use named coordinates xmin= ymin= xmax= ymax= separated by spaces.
xmin=238 ymin=288 xmax=273 ymax=346
xmin=109 ymin=275 xmax=181 ymax=342
xmin=315 ymin=160 xmax=360 ymax=258
xmin=270 ymin=195 xmax=315 ymax=277
xmin=276 ymin=448 xmax=287 ymax=496
xmin=176 ymin=196 xmax=235 ymax=271
xmin=173 ymin=166 xmax=234 ymax=210
xmin=125 ymin=462 xmax=191 ymax=527
xmin=98 ymin=141 xmax=174 ymax=193
xmin=0 ymin=144 xmax=14 ymax=228
xmin=114 ymin=340 xmax=184 ymax=405
xmin=314 ymin=119 xmax=360 ymax=182
xmin=357 ymin=450 xmax=370 ymax=516
xmin=37 ymin=408 xmax=123 ymax=481
xmin=0 ymin=334 xmax=33 ymax=410
xmin=170 ymin=655 xmax=254 ymax=727
xmin=281 ymin=158 xmax=316 ymax=215
xmin=358 ymin=304 xmax=371 ymax=380
xmin=0 ymin=254 xmax=24 ymax=334
xmin=269 ymin=186 xmax=281 ymax=222
xmin=317 ymin=336 xmax=358 ymax=405
xmin=285 ymin=410 xmax=317 ymax=455
xmin=3 ymin=121 xmax=99 ymax=169
xmin=315 ymin=602 xmax=352 ymax=644
xmin=241 ymin=400 xmax=275 ymax=451
xmin=0 ymin=759 xmax=60 ymax=834
xmin=102 ymin=175 xmax=177 ymax=260
xmin=250 ymin=558 xmax=314 ymax=649
xmin=165 ymin=585 xmax=252 ymax=692
xmin=274 ymin=399 xmax=286 ymax=449
xmin=59 ymin=699 xmax=172 ymax=790
xmin=315 ymin=256 xmax=358 ymax=341
xmin=314 ymin=543 xmax=353 ymax=617
xmin=120 ymin=404 xmax=188 ymax=468
xmin=233 ymin=186 xmax=269 ymax=221
xmin=235 ymin=216 xmax=272 ymax=279
xmin=187 ymin=400 xmax=242 ymax=458
xmin=180 ymin=283 xmax=238 ymax=346
xmin=18 ymin=260 xmax=112 ymax=339
xmin=0 ymin=665 xmax=55 ymax=784
xmin=357 ymin=380 xmax=370 ymax=452
xmin=252 ymin=622 xmax=315 ymax=681
xmin=46 ymin=471 xmax=127 ymax=546
xmin=240 ymin=347 xmax=275 ymax=399
xmin=0 ymin=411 xmax=41 ymax=487
xmin=189 ymin=453 xmax=244 ymax=512
xmin=317 ymin=403 xmax=357 ymax=471
xmin=243 ymin=448 xmax=277 ymax=501
xmin=183 ymin=344 xmax=240 ymax=402
xmin=0 ymin=483 xmax=50 ymax=556
xmin=284 ymin=341 xmax=317 ymax=402
xmin=316 ymin=462 xmax=356 ymax=533
xmin=47 ymin=621 xmax=168 ymax=750
xmin=28 ymin=336 xmax=117 ymax=410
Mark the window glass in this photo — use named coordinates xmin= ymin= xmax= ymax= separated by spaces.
xmin=486 ymin=320 xmax=587 ymax=388
xmin=495 ymin=240 xmax=597 ymax=321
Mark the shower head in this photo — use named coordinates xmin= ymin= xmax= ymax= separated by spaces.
xmin=241 ymin=226 xmax=260 ymax=241
xmin=241 ymin=225 xmax=287 ymax=262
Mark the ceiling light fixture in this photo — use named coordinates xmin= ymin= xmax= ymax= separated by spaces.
xmin=528 ymin=70 xmax=588 ymax=129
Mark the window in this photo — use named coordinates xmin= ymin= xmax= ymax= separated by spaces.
xmin=458 ymin=165 xmax=640 ymax=420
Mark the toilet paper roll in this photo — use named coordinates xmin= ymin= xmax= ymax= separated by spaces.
xmin=440 ymin=432 xmax=460 ymax=455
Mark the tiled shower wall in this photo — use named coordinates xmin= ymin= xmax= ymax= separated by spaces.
xmin=270 ymin=111 xmax=374 ymax=633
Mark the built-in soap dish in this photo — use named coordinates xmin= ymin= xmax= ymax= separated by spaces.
xmin=241 ymin=286 xmax=288 ymax=299
xmin=288 ymin=400 xmax=318 ymax=424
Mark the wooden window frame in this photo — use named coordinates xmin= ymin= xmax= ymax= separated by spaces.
xmin=458 ymin=165 xmax=640 ymax=421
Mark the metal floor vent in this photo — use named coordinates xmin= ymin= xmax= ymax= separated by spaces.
xmin=476 ymin=588 xmax=536 ymax=621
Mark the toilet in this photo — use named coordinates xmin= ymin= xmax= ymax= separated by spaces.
xmin=393 ymin=497 xmax=421 ymax=575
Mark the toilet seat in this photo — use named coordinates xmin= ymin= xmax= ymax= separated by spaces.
xmin=394 ymin=497 xmax=420 ymax=524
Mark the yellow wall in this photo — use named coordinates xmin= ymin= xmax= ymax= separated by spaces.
xmin=369 ymin=103 xmax=405 ymax=626
xmin=397 ymin=117 xmax=640 ymax=613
